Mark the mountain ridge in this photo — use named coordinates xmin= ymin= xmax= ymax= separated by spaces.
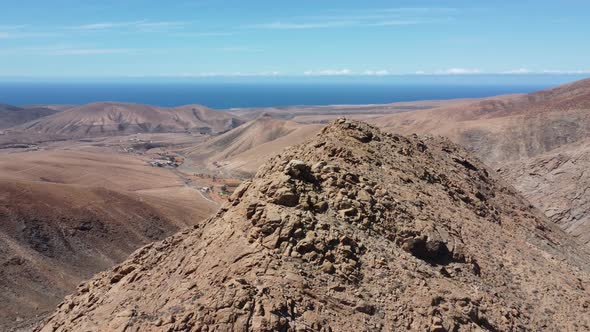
xmin=17 ymin=102 xmax=244 ymax=136
xmin=373 ymin=77 xmax=590 ymax=165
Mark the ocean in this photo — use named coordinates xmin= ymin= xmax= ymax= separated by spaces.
xmin=0 ymin=76 xmax=585 ymax=109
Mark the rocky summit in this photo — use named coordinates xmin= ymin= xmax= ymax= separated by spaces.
xmin=39 ymin=120 xmax=590 ymax=331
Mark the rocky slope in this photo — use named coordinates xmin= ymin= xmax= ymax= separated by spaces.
xmin=499 ymin=138 xmax=590 ymax=247
xmin=18 ymin=102 xmax=243 ymax=136
xmin=372 ymin=78 xmax=590 ymax=253
xmin=39 ymin=120 xmax=590 ymax=331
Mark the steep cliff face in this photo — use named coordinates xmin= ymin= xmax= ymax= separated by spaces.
xmin=39 ymin=120 xmax=590 ymax=331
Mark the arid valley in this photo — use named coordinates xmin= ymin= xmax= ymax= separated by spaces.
xmin=0 ymin=78 xmax=589 ymax=331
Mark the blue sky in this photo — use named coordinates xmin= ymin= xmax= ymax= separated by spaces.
xmin=1 ymin=0 xmax=589 ymax=78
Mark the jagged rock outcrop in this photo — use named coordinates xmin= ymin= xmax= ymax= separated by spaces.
xmin=39 ymin=120 xmax=590 ymax=331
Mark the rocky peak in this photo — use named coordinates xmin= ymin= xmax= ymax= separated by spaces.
xmin=39 ymin=119 xmax=590 ymax=331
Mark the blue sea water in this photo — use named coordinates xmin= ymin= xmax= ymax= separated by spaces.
xmin=0 ymin=76 xmax=586 ymax=109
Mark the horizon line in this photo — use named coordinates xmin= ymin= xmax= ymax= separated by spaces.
xmin=1 ymin=72 xmax=590 ymax=80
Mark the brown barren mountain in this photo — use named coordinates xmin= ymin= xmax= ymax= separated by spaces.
xmin=374 ymin=78 xmax=590 ymax=165
xmin=18 ymin=102 xmax=243 ymax=136
xmin=184 ymin=115 xmax=322 ymax=177
xmin=0 ymin=150 xmax=218 ymax=330
xmin=373 ymin=78 xmax=590 ymax=250
xmin=40 ymin=120 xmax=590 ymax=331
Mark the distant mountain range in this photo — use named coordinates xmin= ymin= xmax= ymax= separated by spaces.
xmin=374 ymin=78 xmax=590 ymax=165
xmin=13 ymin=102 xmax=243 ymax=136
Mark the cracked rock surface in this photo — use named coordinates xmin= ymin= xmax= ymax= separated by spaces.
xmin=39 ymin=120 xmax=590 ymax=331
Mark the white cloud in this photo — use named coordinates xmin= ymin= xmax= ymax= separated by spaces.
xmin=71 ymin=20 xmax=188 ymax=31
xmin=77 ymin=22 xmax=118 ymax=30
xmin=245 ymin=21 xmax=354 ymax=30
xmin=0 ymin=31 xmax=60 ymax=39
xmin=173 ymin=31 xmax=235 ymax=37
xmin=304 ymin=69 xmax=353 ymax=76
xmin=303 ymin=69 xmax=391 ymax=76
xmin=0 ymin=25 xmax=27 ymax=29
xmin=136 ymin=21 xmax=186 ymax=28
xmin=495 ymin=68 xmax=590 ymax=75
xmin=246 ymin=7 xmax=457 ymax=30
xmin=413 ymin=68 xmax=483 ymax=75
xmin=211 ymin=46 xmax=261 ymax=53
xmin=542 ymin=69 xmax=590 ymax=74
xmin=135 ymin=21 xmax=189 ymax=32
xmin=246 ymin=18 xmax=448 ymax=29
xmin=0 ymin=45 xmax=61 ymax=55
xmin=369 ymin=20 xmax=422 ymax=26
xmin=0 ymin=45 xmax=136 ymax=56
xmin=374 ymin=7 xmax=459 ymax=13
xmin=433 ymin=68 xmax=482 ymax=75
xmin=74 ymin=22 xmax=140 ymax=30
xmin=166 ymin=69 xmax=590 ymax=78
xmin=363 ymin=70 xmax=391 ymax=76
xmin=501 ymin=68 xmax=531 ymax=74
xmin=299 ymin=14 xmax=396 ymax=21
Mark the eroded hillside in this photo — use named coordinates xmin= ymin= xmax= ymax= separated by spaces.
xmin=499 ymin=138 xmax=590 ymax=247
xmin=39 ymin=120 xmax=590 ymax=331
